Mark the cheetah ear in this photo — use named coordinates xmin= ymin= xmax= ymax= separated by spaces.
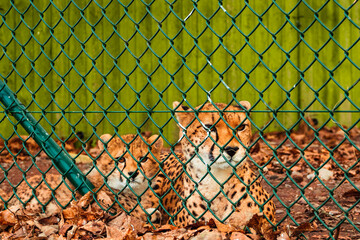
xmin=173 ymin=101 xmax=193 ymax=127
xmin=98 ymin=134 xmax=112 ymax=151
xmin=239 ymin=101 xmax=251 ymax=110
xmin=147 ymin=135 xmax=163 ymax=153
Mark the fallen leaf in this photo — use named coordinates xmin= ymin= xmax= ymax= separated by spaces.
xmin=214 ymin=219 xmax=238 ymax=232
xmin=191 ymin=229 xmax=222 ymax=240
xmin=66 ymin=225 xmax=78 ymax=239
xmin=230 ymin=232 xmax=252 ymax=240
xmin=289 ymin=222 xmax=315 ymax=237
xmin=80 ymin=220 xmax=106 ymax=236
xmin=37 ymin=224 xmax=59 ymax=237
xmin=10 ymin=227 xmax=28 ymax=239
xmin=77 ymin=191 xmax=94 ymax=209
xmin=151 ymin=223 xmax=178 ymax=233
xmin=106 ymin=225 xmax=127 ymax=238
xmin=59 ymin=223 xmax=73 ymax=236
xmin=38 ymin=214 xmax=60 ymax=225
xmin=0 ymin=209 xmax=18 ymax=226
xmin=107 ymin=212 xmax=148 ymax=236
xmin=62 ymin=205 xmax=78 ymax=220
xmin=106 ymin=225 xmax=135 ymax=239
xmin=343 ymin=189 xmax=360 ymax=200
xmin=142 ymin=228 xmax=194 ymax=240
xmin=246 ymin=213 xmax=276 ymax=240
xmin=276 ymin=232 xmax=290 ymax=240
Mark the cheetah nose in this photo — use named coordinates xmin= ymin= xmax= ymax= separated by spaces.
xmin=224 ymin=146 xmax=239 ymax=157
xmin=128 ymin=171 xmax=139 ymax=180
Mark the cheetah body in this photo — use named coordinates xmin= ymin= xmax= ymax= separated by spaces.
xmin=160 ymin=102 xmax=276 ymax=230
xmin=7 ymin=134 xmax=163 ymax=222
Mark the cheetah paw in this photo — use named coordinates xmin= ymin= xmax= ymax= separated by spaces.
xmin=145 ymin=207 xmax=162 ymax=224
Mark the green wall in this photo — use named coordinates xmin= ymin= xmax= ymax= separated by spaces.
xmin=0 ymin=0 xmax=359 ymax=144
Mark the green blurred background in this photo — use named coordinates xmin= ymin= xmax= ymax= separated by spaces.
xmin=0 ymin=0 xmax=359 ymax=144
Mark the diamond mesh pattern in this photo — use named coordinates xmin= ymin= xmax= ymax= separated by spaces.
xmin=0 ymin=0 xmax=360 ymax=239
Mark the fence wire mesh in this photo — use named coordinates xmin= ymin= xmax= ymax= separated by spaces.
xmin=0 ymin=0 xmax=360 ymax=239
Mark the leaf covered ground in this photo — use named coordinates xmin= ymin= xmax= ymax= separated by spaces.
xmin=0 ymin=191 xmax=312 ymax=239
xmin=0 ymin=120 xmax=359 ymax=239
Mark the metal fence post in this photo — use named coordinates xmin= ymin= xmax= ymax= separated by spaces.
xmin=0 ymin=80 xmax=94 ymax=195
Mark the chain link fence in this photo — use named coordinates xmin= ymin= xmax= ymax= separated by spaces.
xmin=0 ymin=0 xmax=360 ymax=239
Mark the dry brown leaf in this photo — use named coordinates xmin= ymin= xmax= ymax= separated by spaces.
xmin=0 ymin=209 xmax=18 ymax=226
xmin=56 ymin=236 xmax=67 ymax=240
xmin=80 ymin=220 xmax=106 ymax=236
xmin=151 ymin=223 xmax=178 ymax=233
xmin=246 ymin=213 xmax=276 ymax=240
xmin=0 ymin=232 xmax=15 ymax=240
xmin=107 ymin=212 xmax=148 ymax=236
xmin=289 ymin=222 xmax=315 ymax=237
xmin=230 ymin=232 xmax=252 ymax=240
xmin=10 ymin=226 xmax=28 ymax=239
xmin=106 ymin=225 xmax=135 ymax=240
xmin=77 ymin=191 xmax=94 ymax=208
xmin=142 ymin=228 xmax=187 ymax=240
xmin=276 ymin=232 xmax=290 ymax=240
xmin=343 ymin=189 xmax=360 ymax=200
xmin=59 ymin=223 xmax=73 ymax=236
xmin=214 ymin=219 xmax=238 ymax=233
xmin=38 ymin=214 xmax=60 ymax=225
xmin=66 ymin=225 xmax=78 ymax=240
xmin=191 ymin=229 xmax=222 ymax=240
xmin=61 ymin=191 xmax=106 ymax=226
xmin=62 ymin=205 xmax=78 ymax=220
xmin=106 ymin=225 xmax=126 ymax=238
xmin=35 ymin=223 xmax=59 ymax=237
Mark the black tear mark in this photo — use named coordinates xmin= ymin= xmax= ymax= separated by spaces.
xmin=209 ymin=129 xmax=219 ymax=162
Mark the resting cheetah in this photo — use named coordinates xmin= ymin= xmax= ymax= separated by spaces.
xmin=7 ymin=173 xmax=74 ymax=213
xmin=90 ymin=133 xmax=163 ymax=222
xmin=162 ymin=101 xmax=276 ymax=231
xmin=7 ymin=134 xmax=163 ymax=222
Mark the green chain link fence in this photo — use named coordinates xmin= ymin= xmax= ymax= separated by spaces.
xmin=0 ymin=0 xmax=360 ymax=239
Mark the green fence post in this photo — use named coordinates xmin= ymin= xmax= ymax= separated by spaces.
xmin=0 ymin=80 xmax=94 ymax=195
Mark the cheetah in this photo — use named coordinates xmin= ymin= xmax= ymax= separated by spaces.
xmin=6 ymin=134 xmax=163 ymax=223
xmin=89 ymin=133 xmax=163 ymax=222
xmin=162 ymin=101 xmax=276 ymax=232
xmin=6 ymin=173 xmax=74 ymax=213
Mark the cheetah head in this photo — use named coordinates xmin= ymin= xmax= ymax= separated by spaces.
xmin=173 ymin=101 xmax=252 ymax=169
xmin=96 ymin=134 xmax=163 ymax=195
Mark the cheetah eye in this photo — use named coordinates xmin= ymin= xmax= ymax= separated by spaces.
xmin=141 ymin=156 xmax=149 ymax=162
xmin=204 ymin=124 xmax=216 ymax=132
xmin=116 ymin=156 xmax=125 ymax=163
xmin=237 ymin=124 xmax=246 ymax=132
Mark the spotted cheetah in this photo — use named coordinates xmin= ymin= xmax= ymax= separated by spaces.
xmin=161 ymin=101 xmax=276 ymax=232
xmin=7 ymin=134 xmax=163 ymax=223
xmin=7 ymin=173 xmax=74 ymax=213
xmin=90 ymin=133 xmax=163 ymax=222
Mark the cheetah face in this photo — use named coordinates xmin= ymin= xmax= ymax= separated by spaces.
xmin=96 ymin=134 xmax=162 ymax=195
xmin=173 ymin=101 xmax=252 ymax=169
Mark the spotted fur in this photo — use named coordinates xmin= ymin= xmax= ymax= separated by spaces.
xmin=7 ymin=134 xmax=163 ymax=223
xmin=7 ymin=174 xmax=73 ymax=214
xmin=160 ymin=101 xmax=276 ymax=232
xmin=88 ymin=133 xmax=163 ymax=222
